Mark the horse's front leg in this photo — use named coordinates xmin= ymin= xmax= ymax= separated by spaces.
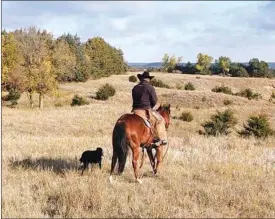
xmin=147 ymin=148 xmax=156 ymax=174
xmin=154 ymin=146 xmax=163 ymax=175
xmin=131 ymin=146 xmax=142 ymax=184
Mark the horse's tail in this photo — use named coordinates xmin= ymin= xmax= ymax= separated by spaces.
xmin=112 ymin=122 xmax=128 ymax=174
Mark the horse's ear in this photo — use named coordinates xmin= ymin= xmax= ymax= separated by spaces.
xmin=168 ymin=104 xmax=171 ymax=109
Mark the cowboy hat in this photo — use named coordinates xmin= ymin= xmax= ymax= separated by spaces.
xmin=137 ymin=71 xmax=154 ymax=81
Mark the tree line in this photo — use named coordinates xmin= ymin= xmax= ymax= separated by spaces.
xmin=161 ymin=53 xmax=275 ymax=78
xmin=2 ymin=26 xmax=127 ymax=108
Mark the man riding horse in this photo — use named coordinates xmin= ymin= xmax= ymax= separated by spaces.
xmin=110 ymin=71 xmax=171 ymax=183
xmin=132 ymin=71 xmax=168 ymax=147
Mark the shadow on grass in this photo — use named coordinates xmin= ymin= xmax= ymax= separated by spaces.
xmin=9 ymin=157 xmax=80 ymax=175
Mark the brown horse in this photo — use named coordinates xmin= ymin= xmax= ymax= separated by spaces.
xmin=109 ymin=104 xmax=171 ymax=183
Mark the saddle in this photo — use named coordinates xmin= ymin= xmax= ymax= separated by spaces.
xmin=132 ymin=110 xmax=161 ymax=148
xmin=131 ymin=109 xmax=152 ymax=128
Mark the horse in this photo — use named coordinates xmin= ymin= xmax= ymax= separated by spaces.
xmin=109 ymin=104 xmax=171 ymax=184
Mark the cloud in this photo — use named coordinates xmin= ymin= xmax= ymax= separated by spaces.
xmin=250 ymin=2 xmax=275 ymax=32
xmin=2 ymin=1 xmax=275 ymax=62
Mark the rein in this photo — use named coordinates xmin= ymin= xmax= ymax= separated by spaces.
xmin=161 ymin=140 xmax=170 ymax=161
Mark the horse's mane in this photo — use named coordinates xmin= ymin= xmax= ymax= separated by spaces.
xmin=158 ymin=104 xmax=171 ymax=114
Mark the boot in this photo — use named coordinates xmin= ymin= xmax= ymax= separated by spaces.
xmin=151 ymin=139 xmax=168 ymax=147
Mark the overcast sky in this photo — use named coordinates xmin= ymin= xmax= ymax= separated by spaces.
xmin=2 ymin=1 xmax=275 ymax=63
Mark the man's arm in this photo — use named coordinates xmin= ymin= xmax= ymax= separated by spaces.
xmin=149 ymin=86 xmax=158 ymax=109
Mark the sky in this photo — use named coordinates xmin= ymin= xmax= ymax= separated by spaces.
xmin=2 ymin=1 xmax=275 ymax=63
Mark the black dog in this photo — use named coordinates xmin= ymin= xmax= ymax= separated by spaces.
xmin=79 ymin=147 xmax=104 ymax=175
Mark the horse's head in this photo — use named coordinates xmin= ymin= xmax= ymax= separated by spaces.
xmin=157 ymin=104 xmax=171 ymax=130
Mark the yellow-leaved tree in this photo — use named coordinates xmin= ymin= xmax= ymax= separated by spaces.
xmin=15 ymin=27 xmax=57 ymax=109
xmin=1 ymin=31 xmax=24 ymax=91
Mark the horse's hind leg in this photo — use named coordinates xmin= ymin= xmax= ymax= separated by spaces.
xmin=154 ymin=146 xmax=163 ymax=175
xmin=131 ymin=143 xmax=142 ymax=184
xmin=139 ymin=148 xmax=145 ymax=169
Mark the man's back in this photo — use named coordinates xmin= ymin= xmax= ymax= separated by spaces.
xmin=132 ymin=80 xmax=157 ymax=110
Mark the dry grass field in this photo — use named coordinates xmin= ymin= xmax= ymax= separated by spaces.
xmin=2 ymin=72 xmax=275 ymax=218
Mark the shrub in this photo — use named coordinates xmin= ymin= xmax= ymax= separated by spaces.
xmin=200 ymin=69 xmax=212 ymax=75
xmin=150 ymin=78 xmax=170 ymax=88
xmin=238 ymin=114 xmax=274 ymax=138
xmin=175 ymin=83 xmax=183 ymax=90
xmin=184 ymin=82 xmax=195 ymax=90
xmin=212 ymin=85 xmax=233 ymax=95
xmin=235 ymin=88 xmax=262 ymax=100
xmin=267 ymin=69 xmax=275 ymax=78
xmin=54 ymin=102 xmax=63 ymax=107
xmin=202 ymin=96 xmax=207 ymax=102
xmin=5 ymin=88 xmax=21 ymax=105
xmin=75 ymin=71 xmax=89 ymax=82
xmin=71 ymin=95 xmax=89 ymax=106
xmin=230 ymin=65 xmax=249 ymax=77
xmin=129 ymin=75 xmax=137 ymax=83
xmin=179 ymin=111 xmax=193 ymax=122
xmin=223 ymin=99 xmax=232 ymax=105
xmin=95 ymin=83 xmax=116 ymax=100
xmin=202 ymin=109 xmax=237 ymax=136
xmin=6 ymin=88 xmax=21 ymax=101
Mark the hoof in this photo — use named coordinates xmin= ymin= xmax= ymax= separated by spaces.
xmin=109 ymin=176 xmax=113 ymax=184
xmin=136 ymin=179 xmax=143 ymax=184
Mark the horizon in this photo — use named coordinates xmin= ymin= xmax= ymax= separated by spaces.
xmin=2 ymin=1 xmax=275 ymax=63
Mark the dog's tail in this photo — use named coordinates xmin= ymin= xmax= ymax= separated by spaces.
xmin=112 ymin=122 xmax=128 ymax=174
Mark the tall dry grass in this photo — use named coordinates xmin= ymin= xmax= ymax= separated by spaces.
xmin=2 ymin=72 xmax=275 ymax=218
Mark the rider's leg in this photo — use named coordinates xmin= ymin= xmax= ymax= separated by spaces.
xmin=132 ymin=109 xmax=147 ymax=120
xmin=154 ymin=119 xmax=168 ymax=146
xmin=150 ymin=110 xmax=168 ymax=146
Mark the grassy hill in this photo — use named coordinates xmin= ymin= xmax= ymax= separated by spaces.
xmin=2 ymin=72 xmax=275 ymax=218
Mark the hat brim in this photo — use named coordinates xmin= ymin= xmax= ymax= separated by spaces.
xmin=137 ymin=74 xmax=154 ymax=81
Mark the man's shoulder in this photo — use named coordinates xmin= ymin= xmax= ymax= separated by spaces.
xmin=145 ymin=83 xmax=154 ymax=91
xmin=132 ymin=81 xmax=154 ymax=91
xmin=132 ymin=83 xmax=140 ymax=89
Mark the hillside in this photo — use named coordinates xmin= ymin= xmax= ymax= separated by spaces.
xmin=2 ymin=72 xmax=275 ymax=218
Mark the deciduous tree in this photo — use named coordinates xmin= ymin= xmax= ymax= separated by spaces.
xmin=195 ymin=53 xmax=213 ymax=75
xmin=1 ymin=32 xmax=23 ymax=91
xmin=218 ymin=56 xmax=231 ymax=76
xmin=15 ymin=27 xmax=57 ymax=108
xmin=161 ymin=54 xmax=182 ymax=72
xmin=52 ymin=38 xmax=77 ymax=82
xmin=247 ymin=58 xmax=269 ymax=77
